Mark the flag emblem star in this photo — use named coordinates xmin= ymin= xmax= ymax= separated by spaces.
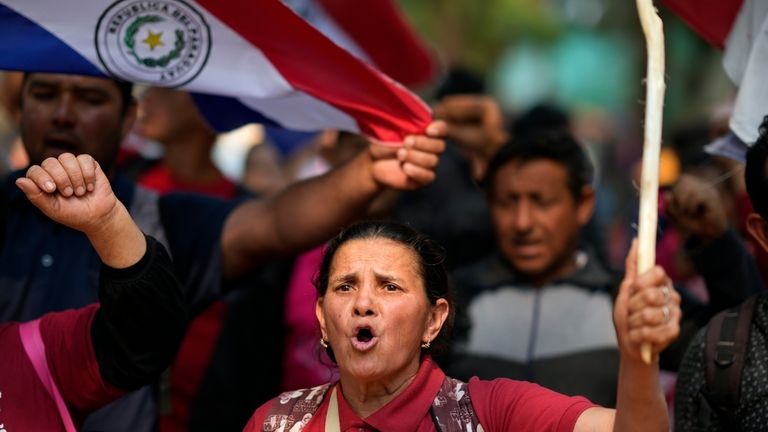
xmin=142 ymin=30 xmax=164 ymax=51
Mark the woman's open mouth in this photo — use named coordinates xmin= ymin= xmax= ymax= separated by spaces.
xmin=350 ymin=326 xmax=379 ymax=352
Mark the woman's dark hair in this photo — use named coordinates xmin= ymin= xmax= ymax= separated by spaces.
xmin=314 ymin=220 xmax=456 ymax=360
xmin=745 ymin=115 xmax=768 ymax=220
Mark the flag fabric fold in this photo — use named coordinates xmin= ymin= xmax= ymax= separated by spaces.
xmin=0 ymin=0 xmax=432 ymax=143
xmin=660 ymin=0 xmax=742 ymax=49
xmin=283 ymin=0 xmax=437 ymax=87
xmin=662 ymin=0 xmax=768 ymax=159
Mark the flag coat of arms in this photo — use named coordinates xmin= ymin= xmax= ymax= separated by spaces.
xmin=0 ymin=0 xmax=433 ymax=143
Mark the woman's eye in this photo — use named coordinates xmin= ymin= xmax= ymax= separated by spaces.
xmin=384 ymin=284 xmax=399 ymax=292
xmin=337 ymin=284 xmax=352 ymax=292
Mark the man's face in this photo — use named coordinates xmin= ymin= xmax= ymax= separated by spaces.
xmin=489 ymin=159 xmax=594 ymax=286
xmin=20 ymin=73 xmax=135 ymax=171
xmin=135 ymin=87 xmax=206 ymax=144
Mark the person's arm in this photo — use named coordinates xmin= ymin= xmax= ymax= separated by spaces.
xmin=574 ymin=240 xmax=681 ymax=431
xmin=16 ymin=152 xmax=145 ymax=266
xmin=433 ymin=95 xmax=508 ymax=182
xmin=666 ymin=173 xmax=763 ymax=308
xmin=660 ymin=174 xmax=763 ymax=369
xmin=16 ymin=153 xmax=186 ymax=390
xmin=220 ymin=121 xmax=446 ymax=278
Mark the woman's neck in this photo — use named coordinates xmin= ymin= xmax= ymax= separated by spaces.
xmin=338 ymin=365 xmax=419 ymax=418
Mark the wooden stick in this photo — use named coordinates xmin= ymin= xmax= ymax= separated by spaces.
xmin=636 ymin=0 xmax=665 ymax=365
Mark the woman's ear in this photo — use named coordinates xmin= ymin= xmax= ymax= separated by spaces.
xmin=316 ymin=297 xmax=327 ymax=340
xmin=423 ymin=298 xmax=450 ymax=343
xmin=746 ymin=213 xmax=768 ymax=253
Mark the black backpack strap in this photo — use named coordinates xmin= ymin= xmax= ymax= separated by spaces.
xmin=703 ymin=296 xmax=758 ymax=424
xmin=431 ymin=376 xmax=483 ymax=432
xmin=260 ymin=383 xmax=331 ymax=431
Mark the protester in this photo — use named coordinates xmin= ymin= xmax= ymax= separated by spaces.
xmin=241 ymin=140 xmax=287 ymax=198
xmin=447 ymin=131 xmax=619 ymax=406
xmin=244 ymin=220 xmax=679 ymax=431
xmin=0 ymin=72 xmax=446 ymax=431
xmin=448 ymin=131 xmax=762 ymax=406
xmin=188 ymin=130 xmax=375 ymax=431
xmin=132 ymin=86 xmax=252 ymax=431
xmin=134 ymin=87 xmax=239 ymax=198
xmin=675 ymin=116 xmax=768 ymax=431
xmin=661 ymin=172 xmax=765 ymax=363
xmin=0 ymin=71 xmax=25 ymax=174
xmin=0 ymin=153 xmax=185 ymax=430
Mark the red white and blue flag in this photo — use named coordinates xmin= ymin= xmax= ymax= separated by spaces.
xmin=283 ymin=0 xmax=437 ymax=88
xmin=0 ymin=0 xmax=433 ymax=143
xmin=662 ymin=0 xmax=768 ymax=159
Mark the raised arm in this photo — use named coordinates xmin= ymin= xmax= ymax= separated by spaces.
xmin=666 ymin=173 xmax=764 ymax=306
xmin=434 ymin=95 xmax=508 ymax=181
xmin=574 ymin=240 xmax=680 ymax=432
xmin=661 ymin=173 xmax=763 ymax=369
xmin=16 ymin=153 xmax=186 ymax=391
xmin=16 ymin=152 xmax=145 ymax=267
xmin=220 ymin=121 xmax=446 ymax=277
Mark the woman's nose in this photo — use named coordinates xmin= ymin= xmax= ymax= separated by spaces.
xmin=354 ymin=306 xmax=374 ymax=316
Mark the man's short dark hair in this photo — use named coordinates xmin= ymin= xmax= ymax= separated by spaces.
xmin=483 ymin=131 xmax=594 ymax=200
xmin=21 ymin=73 xmax=134 ymax=114
xmin=745 ymin=116 xmax=768 ymax=220
xmin=512 ymin=104 xmax=570 ymax=139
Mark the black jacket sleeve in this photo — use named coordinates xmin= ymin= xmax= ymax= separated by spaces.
xmin=91 ymin=235 xmax=188 ymax=390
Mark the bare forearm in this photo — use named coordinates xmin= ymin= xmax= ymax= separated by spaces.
xmin=86 ymin=202 xmax=147 ymax=269
xmin=613 ymin=359 xmax=668 ymax=432
xmin=222 ymin=151 xmax=380 ymax=276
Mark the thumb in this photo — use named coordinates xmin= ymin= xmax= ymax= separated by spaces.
xmin=369 ymin=141 xmax=399 ymax=160
xmin=617 ymin=239 xmax=639 ymax=305
xmin=623 ymin=238 xmax=638 ymax=283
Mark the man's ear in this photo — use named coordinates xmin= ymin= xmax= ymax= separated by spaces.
xmin=577 ymin=185 xmax=596 ymax=226
xmin=120 ymin=101 xmax=138 ymax=138
xmin=746 ymin=213 xmax=768 ymax=253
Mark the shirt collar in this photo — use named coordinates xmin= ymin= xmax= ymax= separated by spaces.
xmin=471 ymin=249 xmax=615 ymax=291
xmin=336 ymin=356 xmax=445 ymax=431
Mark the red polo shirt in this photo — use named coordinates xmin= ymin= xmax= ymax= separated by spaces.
xmin=244 ymin=356 xmax=594 ymax=431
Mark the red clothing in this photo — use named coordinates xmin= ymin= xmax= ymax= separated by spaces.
xmin=281 ymin=246 xmax=338 ymax=391
xmin=138 ymin=164 xmax=237 ymax=199
xmin=244 ymin=357 xmax=594 ymax=432
xmin=160 ymin=300 xmax=229 ymax=432
xmin=0 ymin=305 xmax=123 ymax=431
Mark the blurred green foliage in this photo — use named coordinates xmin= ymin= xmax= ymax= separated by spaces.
xmin=400 ymin=0 xmax=562 ymax=71
xmin=399 ymin=0 xmax=734 ymax=125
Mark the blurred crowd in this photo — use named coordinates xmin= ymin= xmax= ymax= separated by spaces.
xmin=1 ymin=61 xmax=766 ymax=432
